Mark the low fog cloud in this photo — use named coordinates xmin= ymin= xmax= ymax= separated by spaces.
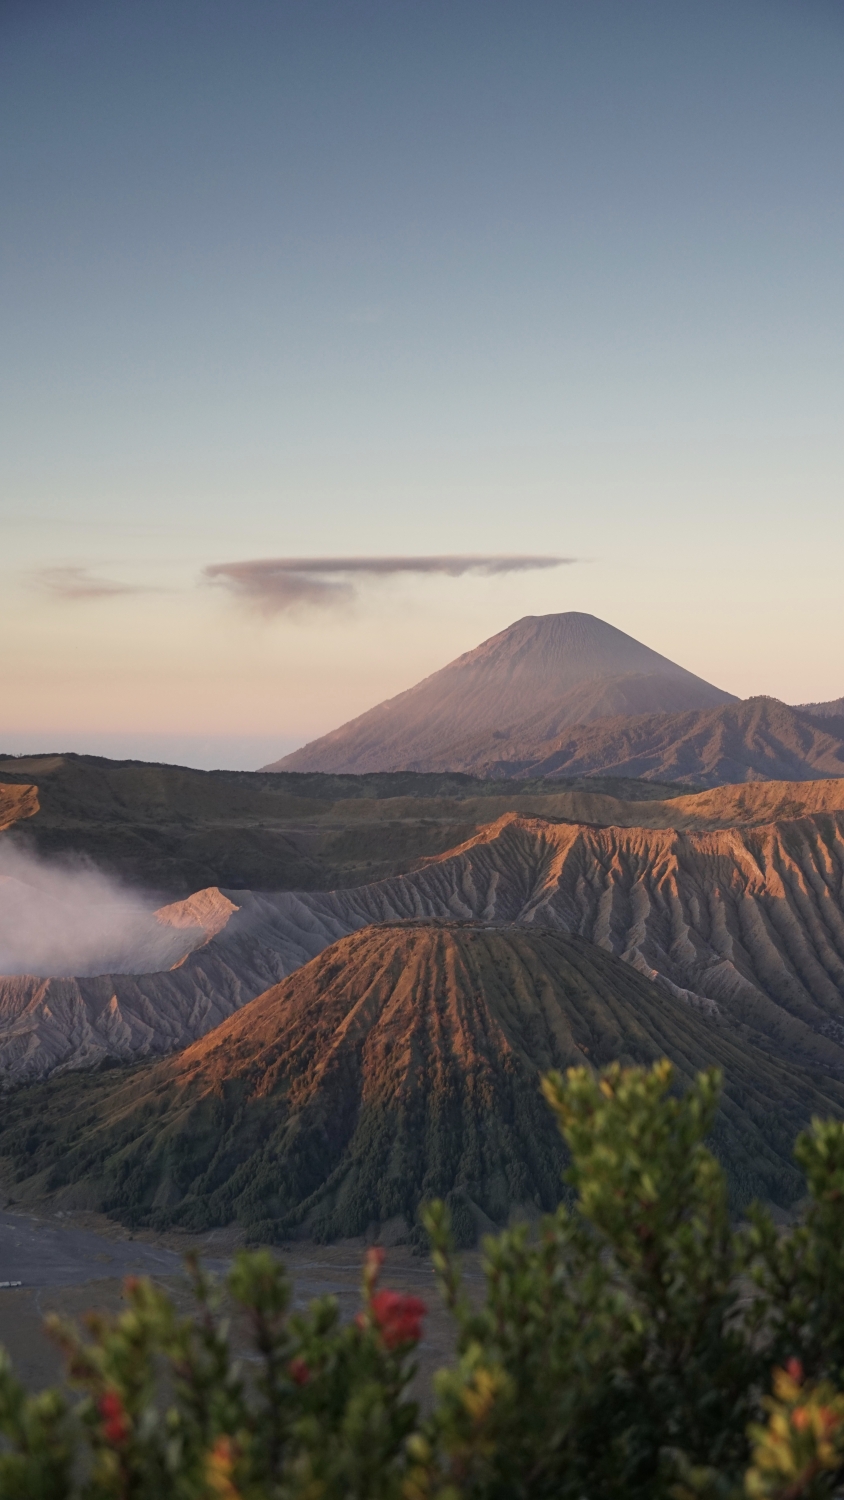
xmin=204 ymin=554 xmax=576 ymax=614
xmin=0 ymin=844 xmax=198 ymax=978
xmin=33 ymin=566 xmax=143 ymax=601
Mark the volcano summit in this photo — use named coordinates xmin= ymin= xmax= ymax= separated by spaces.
xmin=267 ymin=613 xmax=736 ymax=775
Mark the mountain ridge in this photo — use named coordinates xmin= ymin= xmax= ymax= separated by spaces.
xmin=799 ymin=697 xmax=844 ymax=720
xmin=273 ymin=693 xmax=844 ymax=787
xmin=449 ymin=696 xmax=844 ymax=785
xmin=0 ymin=754 xmax=694 ymax=899
xmin=4 ymin=778 xmax=844 ymax=1081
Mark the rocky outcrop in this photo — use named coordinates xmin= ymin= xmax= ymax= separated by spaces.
xmin=0 ymin=783 xmax=38 ymax=832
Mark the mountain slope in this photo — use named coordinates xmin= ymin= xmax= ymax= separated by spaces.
xmin=4 ymin=781 xmax=844 ymax=1081
xmin=268 ymin=613 xmax=736 ymax=774
xmin=0 ymin=752 xmax=690 ymax=897
xmin=0 ymin=783 xmax=38 ymax=832
xmin=4 ymin=923 xmax=842 ymax=1242
xmin=465 ymin=696 xmax=844 ymax=785
xmin=799 ymin=698 xmax=844 ymax=720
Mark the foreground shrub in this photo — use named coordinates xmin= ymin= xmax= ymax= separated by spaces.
xmin=3 ymin=1061 xmax=844 ymax=1498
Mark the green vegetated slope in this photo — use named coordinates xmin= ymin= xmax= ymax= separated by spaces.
xmin=0 ymin=752 xmax=694 ymax=896
xmin=2 ymin=922 xmax=842 ymax=1245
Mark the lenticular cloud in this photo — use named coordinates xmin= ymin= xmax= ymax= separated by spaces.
xmin=0 ymin=843 xmax=198 ymax=978
xmin=203 ymin=554 xmax=575 ymax=614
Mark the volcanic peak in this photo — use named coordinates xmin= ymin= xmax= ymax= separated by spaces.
xmin=268 ymin=613 xmax=736 ymax=774
xmin=5 ymin=921 xmax=844 ymax=1245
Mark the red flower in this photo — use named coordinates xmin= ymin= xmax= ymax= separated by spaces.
xmin=369 ymin=1290 xmax=427 ymax=1350
xmin=98 ymin=1389 xmax=130 ymax=1446
xmin=786 ymin=1358 xmax=804 ymax=1385
xmin=288 ymin=1358 xmax=311 ymax=1386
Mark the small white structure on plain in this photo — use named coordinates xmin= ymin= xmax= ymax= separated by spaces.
xmin=0 ymin=1280 xmax=22 ymax=1288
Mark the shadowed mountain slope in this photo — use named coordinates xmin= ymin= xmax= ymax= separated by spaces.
xmin=269 ymin=613 xmax=735 ymax=774
xmin=3 ymin=923 xmax=843 ymax=1243
xmin=799 ymin=698 xmax=844 ymax=720
xmin=0 ymin=752 xmax=690 ymax=897
xmin=4 ymin=780 xmax=844 ymax=1082
xmin=472 ymin=696 xmax=844 ymax=785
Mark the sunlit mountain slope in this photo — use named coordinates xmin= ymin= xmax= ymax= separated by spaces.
xmin=4 ymin=922 xmax=841 ymax=1242
xmin=2 ymin=780 xmax=844 ymax=1081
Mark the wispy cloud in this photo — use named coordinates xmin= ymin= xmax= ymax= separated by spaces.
xmin=33 ymin=566 xmax=145 ymax=601
xmin=203 ymin=554 xmax=576 ymax=615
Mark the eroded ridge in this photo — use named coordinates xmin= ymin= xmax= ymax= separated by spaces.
xmin=2 ymin=807 xmax=844 ymax=1080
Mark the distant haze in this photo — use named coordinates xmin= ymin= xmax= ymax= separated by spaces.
xmin=0 ymin=733 xmax=306 ymax=774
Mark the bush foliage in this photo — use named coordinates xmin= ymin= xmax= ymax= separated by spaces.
xmin=4 ymin=1060 xmax=844 ymax=1498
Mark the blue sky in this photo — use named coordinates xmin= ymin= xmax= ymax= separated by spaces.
xmin=1 ymin=0 xmax=842 ymax=767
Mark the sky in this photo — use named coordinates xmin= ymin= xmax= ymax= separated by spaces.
xmin=1 ymin=0 xmax=842 ymax=770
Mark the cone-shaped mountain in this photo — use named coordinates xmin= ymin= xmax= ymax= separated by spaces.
xmin=267 ymin=613 xmax=736 ymax=774
xmin=5 ymin=921 xmax=843 ymax=1246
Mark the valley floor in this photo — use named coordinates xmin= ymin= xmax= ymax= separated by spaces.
xmin=0 ymin=1202 xmax=472 ymax=1396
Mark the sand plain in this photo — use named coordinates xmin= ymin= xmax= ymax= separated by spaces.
xmin=0 ymin=1201 xmax=470 ymax=1398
